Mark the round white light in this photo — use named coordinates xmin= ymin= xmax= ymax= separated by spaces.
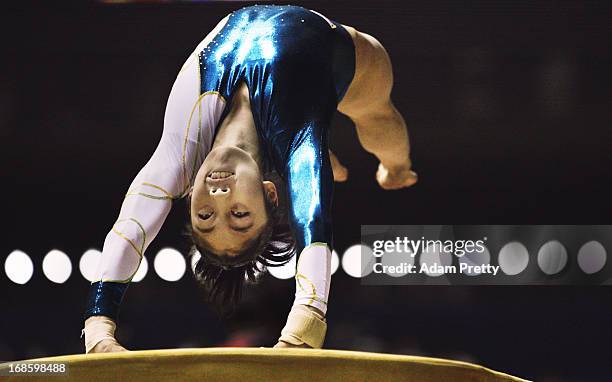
xmin=577 ymin=241 xmax=607 ymax=274
xmin=331 ymin=250 xmax=339 ymax=275
xmin=268 ymin=254 xmax=296 ymax=280
xmin=458 ymin=245 xmax=491 ymax=276
xmin=132 ymin=256 xmax=148 ymax=282
xmin=498 ymin=242 xmax=530 ymax=275
xmin=154 ymin=248 xmax=186 ymax=282
xmin=381 ymin=246 xmax=414 ymax=278
xmin=341 ymin=244 xmax=375 ymax=278
xmin=79 ymin=249 xmax=101 ymax=282
xmin=42 ymin=249 xmax=72 ymax=284
xmin=537 ymin=240 xmax=568 ymax=275
xmin=5 ymin=250 xmax=34 ymax=285
xmin=419 ymin=243 xmax=453 ymax=277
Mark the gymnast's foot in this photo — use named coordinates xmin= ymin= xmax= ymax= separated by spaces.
xmin=329 ymin=150 xmax=348 ymax=182
xmin=376 ymin=163 xmax=418 ymax=190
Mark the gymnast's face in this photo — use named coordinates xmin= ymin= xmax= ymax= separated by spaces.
xmin=190 ymin=146 xmax=278 ymax=257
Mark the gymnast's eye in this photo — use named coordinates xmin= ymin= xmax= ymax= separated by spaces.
xmin=198 ymin=212 xmax=213 ymax=220
xmin=231 ymin=210 xmax=250 ymax=218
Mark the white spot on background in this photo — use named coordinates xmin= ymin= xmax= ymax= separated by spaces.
xmin=342 ymin=244 xmax=375 ymax=278
xmin=43 ymin=249 xmax=72 ymax=284
xmin=5 ymin=250 xmax=34 ymax=285
xmin=537 ymin=240 xmax=568 ymax=275
xmin=79 ymin=249 xmax=101 ymax=282
xmin=154 ymin=248 xmax=186 ymax=282
xmin=499 ymin=242 xmax=530 ymax=275
xmin=132 ymin=256 xmax=148 ymax=282
xmin=577 ymin=241 xmax=607 ymax=274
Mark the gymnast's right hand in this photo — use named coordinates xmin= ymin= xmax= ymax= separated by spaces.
xmin=89 ymin=338 xmax=128 ymax=353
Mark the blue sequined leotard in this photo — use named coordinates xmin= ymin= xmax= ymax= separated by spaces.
xmin=84 ymin=4 xmax=355 ymax=321
xmin=201 ymin=5 xmax=354 ymax=251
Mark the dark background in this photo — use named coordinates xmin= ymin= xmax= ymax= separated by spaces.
xmin=2 ymin=1 xmax=612 ymax=381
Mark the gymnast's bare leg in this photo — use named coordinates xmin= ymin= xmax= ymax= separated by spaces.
xmin=335 ymin=25 xmax=417 ymax=190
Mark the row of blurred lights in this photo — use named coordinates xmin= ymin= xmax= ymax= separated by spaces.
xmin=2 ymin=240 xmax=608 ymax=284
xmin=1 ymin=248 xmax=342 ymax=285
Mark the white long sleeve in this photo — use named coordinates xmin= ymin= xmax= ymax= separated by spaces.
xmin=93 ymin=45 xmax=227 ymax=283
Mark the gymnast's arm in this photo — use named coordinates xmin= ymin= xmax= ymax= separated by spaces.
xmin=82 ymin=55 xmax=211 ymax=353
xmin=82 ymin=136 xmax=187 ymax=353
xmin=275 ymin=120 xmax=334 ymax=349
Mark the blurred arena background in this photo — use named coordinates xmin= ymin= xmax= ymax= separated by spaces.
xmin=1 ymin=1 xmax=611 ymax=381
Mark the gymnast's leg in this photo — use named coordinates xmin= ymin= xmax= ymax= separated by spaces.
xmin=337 ymin=25 xmax=417 ymax=190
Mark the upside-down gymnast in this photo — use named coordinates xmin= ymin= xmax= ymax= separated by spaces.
xmin=83 ymin=4 xmax=417 ymax=353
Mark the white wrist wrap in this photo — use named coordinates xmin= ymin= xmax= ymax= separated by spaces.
xmin=83 ymin=316 xmax=117 ymax=353
xmin=279 ymin=305 xmax=327 ymax=349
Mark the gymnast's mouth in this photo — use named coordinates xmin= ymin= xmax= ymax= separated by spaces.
xmin=207 ymin=171 xmax=235 ymax=180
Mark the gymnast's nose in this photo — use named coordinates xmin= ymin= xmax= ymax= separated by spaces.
xmin=209 ymin=186 xmax=230 ymax=197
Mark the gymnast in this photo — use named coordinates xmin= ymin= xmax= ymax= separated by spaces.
xmin=82 ymin=4 xmax=417 ymax=353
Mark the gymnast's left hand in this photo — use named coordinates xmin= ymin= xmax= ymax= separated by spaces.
xmin=89 ymin=338 xmax=129 ymax=353
xmin=273 ymin=340 xmax=311 ymax=349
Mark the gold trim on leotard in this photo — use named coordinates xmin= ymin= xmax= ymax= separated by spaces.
xmin=111 ymin=218 xmax=146 ymax=257
xmin=142 ymin=182 xmax=174 ymax=198
xmin=181 ymin=90 xmax=226 ymax=196
xmin=125 ymin=191 xmax=172 ymax=201
xmin=295 ymin=273 xmax=328 ymax=306
xmin=189 ymin=91 xmax=204 ymax=187
xmin=125 ymin=182 xmax=176 ymax=200
xmin=305 ymin=242 xmax=330 ymax=248
xmin=308 ymin=9 xmax=337 ymax=29
xmin=125 ymin=182 xmax=180 ymax=200
xmin=295 ymin=242 xmax=331 ymax=306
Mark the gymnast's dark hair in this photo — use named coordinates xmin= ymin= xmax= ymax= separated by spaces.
xmin=186 ymin=188 xmax=295 ymax=312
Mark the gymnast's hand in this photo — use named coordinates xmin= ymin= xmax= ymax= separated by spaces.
xmin=273 ymin=341 xmax=311 ymax=349
xmin=84 ymin=316 xmax=129 ymax=354
xmin=89 ymin=338 xmax=128 ymax=353
xmin=329 ymin=150 xmax=348 ymax=182
xmin=376 ymin=162 xmax=418 ymax=190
